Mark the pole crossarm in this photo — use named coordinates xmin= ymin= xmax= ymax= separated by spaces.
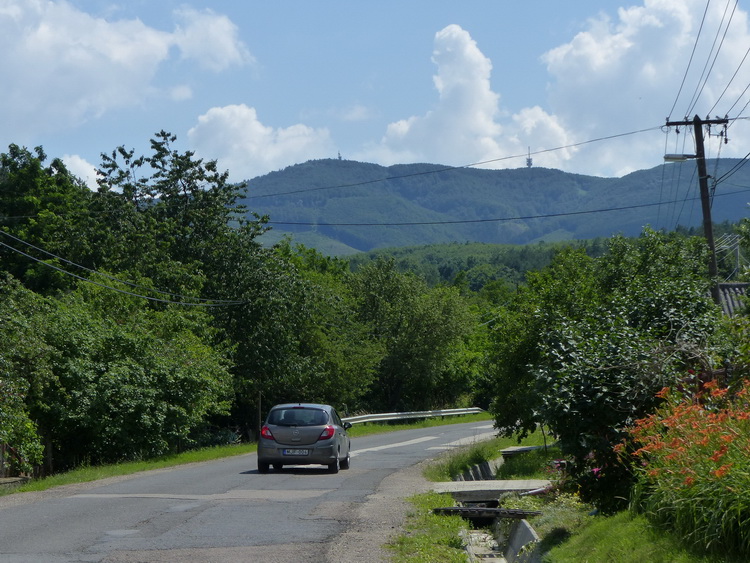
xmin=665 ymin=117 xmax=728 ymax=127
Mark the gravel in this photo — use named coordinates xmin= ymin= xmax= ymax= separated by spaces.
xmin=326 ymin=459 xmax=435 ymax=562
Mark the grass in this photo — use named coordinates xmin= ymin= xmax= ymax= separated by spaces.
xmin=388 ymin=491 xmax=470 ymax=563
xmin=545 ymin=511 xmax=738 ymax=563
xmin=423 ymin=431 xmax=550 ymax=482
xmin=2 ymin=412 xmax=492 ymax=496
xmin=389 ymin=430 xmax=552 ymax=562
xmin=496 ymin=445 xmax=562 ymax=480
xmin=396 ymin=431 xmax=741 ymax=563
xmin=2 ymin=443 xmax=259 ymax=495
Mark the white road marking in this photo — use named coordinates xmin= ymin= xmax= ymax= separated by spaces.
xmin=443 ymin=431 xmax=498 ymax=448
xmin=350 ymin=436 xmax=437 ymax=457
xmin=72 ymin=489 xmax=333 ymax=501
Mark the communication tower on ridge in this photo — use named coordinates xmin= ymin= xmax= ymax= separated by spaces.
xmin=526 ymin=147 xmax=532 ymax=168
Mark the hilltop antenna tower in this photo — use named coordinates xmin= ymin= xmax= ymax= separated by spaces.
xmin=526 ymin=147 xmax=533 ymax=168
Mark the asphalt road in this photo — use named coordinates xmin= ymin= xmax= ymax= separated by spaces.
xmin=0 ymin=420 xmax=496 ymax=562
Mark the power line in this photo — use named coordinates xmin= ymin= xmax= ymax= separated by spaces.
xmin=685 ymin=0 xmax=739 ymax=117
xmin=0 ymin=229 xmax=243 ymax=305
xmin=707 ymin=42 xmax=750 ymax=116
xmin=668 ymin=0 xmax=711 ymax=119
xmin=0 ymin=235 xmax=245 ymax=307
xmin=244 ymin=127 xmax=662 ymax=201
xmin=266 ymin=186 xmax=750 ymax=228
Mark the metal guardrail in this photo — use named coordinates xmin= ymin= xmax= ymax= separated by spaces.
xmin=342 ymin=407 xmax=484 ymax=425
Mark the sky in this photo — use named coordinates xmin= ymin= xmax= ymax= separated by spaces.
xmin=3 ymin=0 xmax=750 ymax=189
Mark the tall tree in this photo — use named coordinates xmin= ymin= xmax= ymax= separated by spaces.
xmin=0 ymin=145 xmax=95 ymax=293
xmin=352 ymin=257 xmax=477 ymax=411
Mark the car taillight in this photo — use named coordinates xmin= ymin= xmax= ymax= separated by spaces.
xmin=318 ymin=425 xmax=335 ymax=441
xmin=260 ymin=425 xmax=275 ymax=441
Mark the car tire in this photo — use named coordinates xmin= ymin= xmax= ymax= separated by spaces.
xmin=327 ymin=458 xmax=339 ymax=473
xmin=339 ymin=453 xmax=350 ymax=470
xmin=273 ymin=463 xmax=283 ymax=471
xmin=258 ymin=461 xmax=270 ymax=474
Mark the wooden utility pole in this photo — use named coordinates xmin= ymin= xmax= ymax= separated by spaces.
xmin=665 ymin=115 xmax=728 ymax=305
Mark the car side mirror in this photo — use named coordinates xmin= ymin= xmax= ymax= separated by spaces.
xmin=343 ymin=422 xmax=352 ymax=430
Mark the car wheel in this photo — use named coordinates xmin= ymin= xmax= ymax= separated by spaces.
xmin=339 ymin=453 xmax=350 ymax=470
xmin=327 ymin=458 xmax=339 ymax=473
xmin=258 ymin=461 xmax=270 ymax=474
xmin=273 ymin=463 xmax=283 ymax=471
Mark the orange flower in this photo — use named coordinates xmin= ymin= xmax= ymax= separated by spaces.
xmin=656 ymin=386 xmax=670 ymax=399
xmin=669 ymin=438 xmax=685 ymax=448
xmin=710 ymin=445 xmax=729 ymax=462
xmin=711 ymin=387 xmax=729 ymax=398
xmin=713 ymin=464 xmax=732 ymax=478
xmin=684 ymin=476 xmax=696 ymax=487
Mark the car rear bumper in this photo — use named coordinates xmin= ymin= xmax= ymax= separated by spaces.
xmin=258 ymin=440 xmax=337 ymax=465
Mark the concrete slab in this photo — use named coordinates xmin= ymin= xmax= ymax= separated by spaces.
xmin=0 ymin=477 xmax=28 ymax=491
xmin=432 ymin=479 xmax=551 ymax=502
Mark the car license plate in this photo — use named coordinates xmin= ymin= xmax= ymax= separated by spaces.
xmin=283 ymin=449 xmax=309 ymax=456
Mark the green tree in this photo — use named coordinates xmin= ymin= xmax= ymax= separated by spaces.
xmin=352 ymin=257 xmax=478 ymax=411
xmin=95 ymin=131 xmax=268 ymax=296
xmin=0 ymin=145 xmax=95 ymax=293
xmin=487 ymin=230 xmax=723 ymax=510
xmin=0 ymin=275 xmax=46 ymax=474
xmin=28 ymin=276 xmax=233 ymax=470
xmin=274 ymin=241 xmax=384 ymax=412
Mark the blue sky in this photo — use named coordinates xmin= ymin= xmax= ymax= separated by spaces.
xmin=3 ymin=0 xmax=750 ymax=188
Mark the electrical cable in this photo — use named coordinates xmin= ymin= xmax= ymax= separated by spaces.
xmin=685 ymin=0 xmax=738 ymax=117
xmin=707 ymin=43 xmax=750 ymax=116
xmin=714 ymin=148 xmax=750 ymax=183
xmin=0 ymin=240 xmax=245 ymax=307
xmin=265 ymin=186 xmax=750 ymax=228
xmin=0 ymin=229 xmax=243 ymax=305
xmin=244 ymin=127 xmax=662 ymax=201
xmin=668 ymin=0 xmax=711 ymax=119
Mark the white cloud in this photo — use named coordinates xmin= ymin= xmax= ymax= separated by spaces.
xmin=0 ymin=1 xmax=250 ymax=143
xmin=357 ymin=24 xmax=576 ymax=170
xmin=170 ymin=85 xmax=193 ymax=102
xmin=340 ymin=104 xmax=374 ymax=122
xmin=540 ymin=0 xmax=750 ymax=176
xmin=62 ymin=154 xmax=98 ymax=190
xmin=357 ymin=2 xmax=750 ymax=177
xmin=172 ymin=7 xmax=254 ymax=71
xmin=358 ymin=25 xmax=508 ymax=166
xmin=187 ymin=104 xmax=335 ymax=181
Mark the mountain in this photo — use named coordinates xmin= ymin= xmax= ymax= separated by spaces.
xmin=240 ymin=158 xmax=750 ymax=255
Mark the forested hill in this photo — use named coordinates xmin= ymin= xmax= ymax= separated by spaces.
xmin=241 ymin=158 xmax=750 ymax=255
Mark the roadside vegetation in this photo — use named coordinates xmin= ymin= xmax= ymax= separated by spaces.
xmin=401 ymin=433 xmax=746 ymax=562
xmin=3 ymin=443 xmax=257 ymax=495
xmin=4 ymin=135 xmax=750 ymax=560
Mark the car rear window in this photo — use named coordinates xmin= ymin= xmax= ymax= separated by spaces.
xmin=268 ymin=408 xmax=328 ymax=426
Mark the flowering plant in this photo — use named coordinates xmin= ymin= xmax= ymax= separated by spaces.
xmin=624 ymin=377 xmax=750 ymax=557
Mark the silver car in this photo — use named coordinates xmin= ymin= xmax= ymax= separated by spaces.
xmin=257 ymin=403 xmax=352 ymax=473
